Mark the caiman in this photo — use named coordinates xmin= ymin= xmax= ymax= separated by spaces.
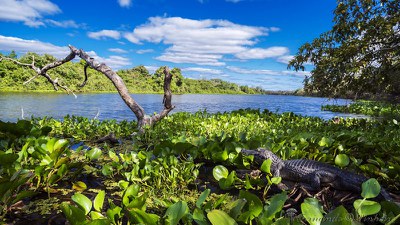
xmin=241 ymin=148 xmax=392 ymax=201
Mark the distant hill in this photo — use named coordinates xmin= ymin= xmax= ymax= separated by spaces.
xmin=0 ymin=52 xmax=268 ymax=95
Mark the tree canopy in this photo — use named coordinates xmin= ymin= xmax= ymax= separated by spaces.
xmin=289 ymin=0 xmax=400 ymax=100
xmin=0 ymin=52 xmax=265 ymax=95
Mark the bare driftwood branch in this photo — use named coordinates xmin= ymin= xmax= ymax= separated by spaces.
xmin=0 ymin=45 xmax=175 ymax=130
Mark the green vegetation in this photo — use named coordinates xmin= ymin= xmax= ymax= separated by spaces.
xmin=322 ymin=100 xmax=400 ymax=119
xmin=1 ymin=109 xmax=400 ymax=224
xmin=289 ymin=0 xmax=400 ymax=100
xmin=0 ymin=52 xmax=265 ymax=94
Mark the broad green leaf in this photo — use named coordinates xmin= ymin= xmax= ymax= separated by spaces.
xmin=238 ymin=190 xmax=263 ymax=223
xmin=60 ymin=202 xmax=86 ymax=225
xmin=260 ymin=159 xmax=272 ymax=173
xmin=361 ymin=178 xmax=381 ymax=199
xmin=71 ymin=193 xmax=92 ymax=215
xmin=90 ymin=211 xmax=106 ymax=220
xmin=193 ymin=208 xmax=209 ymax=225
xmin=72 ymin=181 xmax=87 ymax=192
xmin=108 ymin=151 xmax=119 ymax=163
xmin=227 ymin=198 xmax=247 ymax=219
xmin=335 ymin=154 xmax=350 ymax=167
xmin=126 ymin=192 xmax=148 ymax=210
xmin=54 ymin=139 xmax=69 ymax=152
xmin=207 ymin=210 xmax=237 ymax=225
xmin=213 ymin=165 xmax=229 ymax=181
xmin=318 ymin=137 xmax=332 ymax=147
xmin=122 ymin=184 xmax=141 ymax=206
xmin=128 ymin=208 xmax=159 ymax=225
xmin=301 ymin=198 xmax=324 ymax=225
xmin=219 ymin=171 xmax=236 ymax=190
xmin=321 ymin=206 xmax=351 ymax=225
xmin=86 ymin=147 xmax=102 ymax=161
xmin=270 ymin=177 xmax=282 ymax=184
xmin=264 ymin=192 xmax=288 ymax=219
xmin=45 ymin=138 xmax=57 ymax=153
xmin=106 ymin=205 xmax=122 ymax=225
xmin=0 ymin=152 xmax=19 ymax=165
xmin=94 ymin=190 xmax=106 ymax=212
xmin=164 ymin=201 xmax=189 ymax=225
xmin=354 ymin=199 xmax=381 ymax=217
xmin=196 ymin=189 xmax=210 ymax=208
xmin=102 ymin=164 xmax=113 ymax=176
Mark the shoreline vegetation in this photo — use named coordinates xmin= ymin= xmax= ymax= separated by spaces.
xmin=0 ymin=52 xmax=305 ymax=96
xmin=1 ymin=109 xmax=399 ymax=224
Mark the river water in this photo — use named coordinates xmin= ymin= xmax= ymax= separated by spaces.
xmin=0 ymin=93 xmax=362 ymax=122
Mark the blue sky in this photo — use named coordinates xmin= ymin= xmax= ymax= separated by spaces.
xmin=0 ymin=0 xmax=337 ymax=91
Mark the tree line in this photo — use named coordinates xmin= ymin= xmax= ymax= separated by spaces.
xmin=0 ymin=52 xmax=265 ymax=95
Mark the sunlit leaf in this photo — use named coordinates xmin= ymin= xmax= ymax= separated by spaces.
xmin=207 ymin=210 xmax=237 ymax=225
xmin=213 ymin=165 xmax=229 ymax=181
xmin=71 ymin=193 xmax=92 ymax=215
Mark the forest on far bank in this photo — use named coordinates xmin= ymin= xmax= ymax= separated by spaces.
xmin=0 ymin=52 xmax=270 ymax=95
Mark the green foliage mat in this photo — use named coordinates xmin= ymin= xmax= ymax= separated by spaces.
xmin=1 ymin=109 xmax=400 ymax=224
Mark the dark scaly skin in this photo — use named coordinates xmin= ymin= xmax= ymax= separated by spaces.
xmin=241 ymin=148 xmax=392 ymax=201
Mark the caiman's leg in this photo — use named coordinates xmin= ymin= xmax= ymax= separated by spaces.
xmin=307 ymin=171 xmax=338 ymax=191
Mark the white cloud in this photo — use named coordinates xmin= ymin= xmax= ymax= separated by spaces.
xmin=235 ymin=46 xmax=289 ymax=60
xmin=277 ymin=55 xmax=294 ymax=64
xmin=108 ymin=48 xmax=128 ymax=53
xmin=88 ymin=30 xmax=121 ymax=40
xmin=86 ymin=51 xmax=131 ymax=69
xmin=45 ymin=19 xmax=81 ymax=28
xmin=136 ymin=49 xmax=154 ymax=54
xmin=0 ymin=0 xmax=61 ymax=27
xmin=227 ymin=66 xmax=310 ymax=76
xmin=156 ymin=52 xmax=225 ymax=66
xmin=123 ymin=16 xmax=279 ymax=66
xmin=0 ymin=35 xmax=69 ymax=58
xmin=144 ymin=66 xmax=158 ymax=74
xmin=0 ymin=35 xmax=131 ymax=69
xmin=118 ymin=0 xmax=132 ymax=8
xmin=227 ymin=66 xmax=280 ymax=75
xmin=181 ymin=67 xmax=223 ymax=75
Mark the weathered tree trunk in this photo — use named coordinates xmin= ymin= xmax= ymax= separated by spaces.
xmin=0 ymin=45 xmax=175 ymax=131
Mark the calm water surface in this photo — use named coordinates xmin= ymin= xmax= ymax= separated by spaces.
xmin=0 ymin=93 xmax=361 ymax=122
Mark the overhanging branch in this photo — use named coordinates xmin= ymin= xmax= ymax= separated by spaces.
xmin=0 ymin=45 xmax=175 ymax=130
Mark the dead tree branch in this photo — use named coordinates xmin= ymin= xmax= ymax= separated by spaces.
xmin=0 ymin=45 xmax=175 ymax=130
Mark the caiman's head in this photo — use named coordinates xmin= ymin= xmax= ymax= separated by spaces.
xmin=241 ymin=148 xmax=282 ymax=165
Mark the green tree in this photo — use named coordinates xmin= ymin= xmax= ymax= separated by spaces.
xmin=170 ymin=67 xmax=183 ymax=87
xmin=289 ymin=0 xmax=400 ymax=99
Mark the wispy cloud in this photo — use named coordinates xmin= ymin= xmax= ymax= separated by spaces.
xmin=276 ymin=55 xmax=294 ymax=64
xmin=136 ymin=49 xmax=154 ymax=54
xmin=45 ymin=19 xmax=81 ymax=28
xmin=0 ymin=35 xmax=69 ymax=58
xmin=118 ymin=0 xmax=132 ymax=8
xmin=88 ymin=30 xmax=121 ymax=40
xmin=235 ymin=46 xmax=289 ymax=60
xmin=182 ymin=67 xmax=223 ymax=75
xmin=122 ymin=16 xmax=281 ymax=66
xmin=108 ymin=48 xmax=128 ymax=53
xmin=144 ymin=66 xmax=159 ymax=74
xmin=87 ymin=51 xmax=131 ymax=69
xmin=0 ymin=0 xmax=61 ymax=27
xmin=227 ymin=66 xmax=310 ymax=76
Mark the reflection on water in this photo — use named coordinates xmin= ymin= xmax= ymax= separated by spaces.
xmin=0 ymin=93 xmax=362 ymax=122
